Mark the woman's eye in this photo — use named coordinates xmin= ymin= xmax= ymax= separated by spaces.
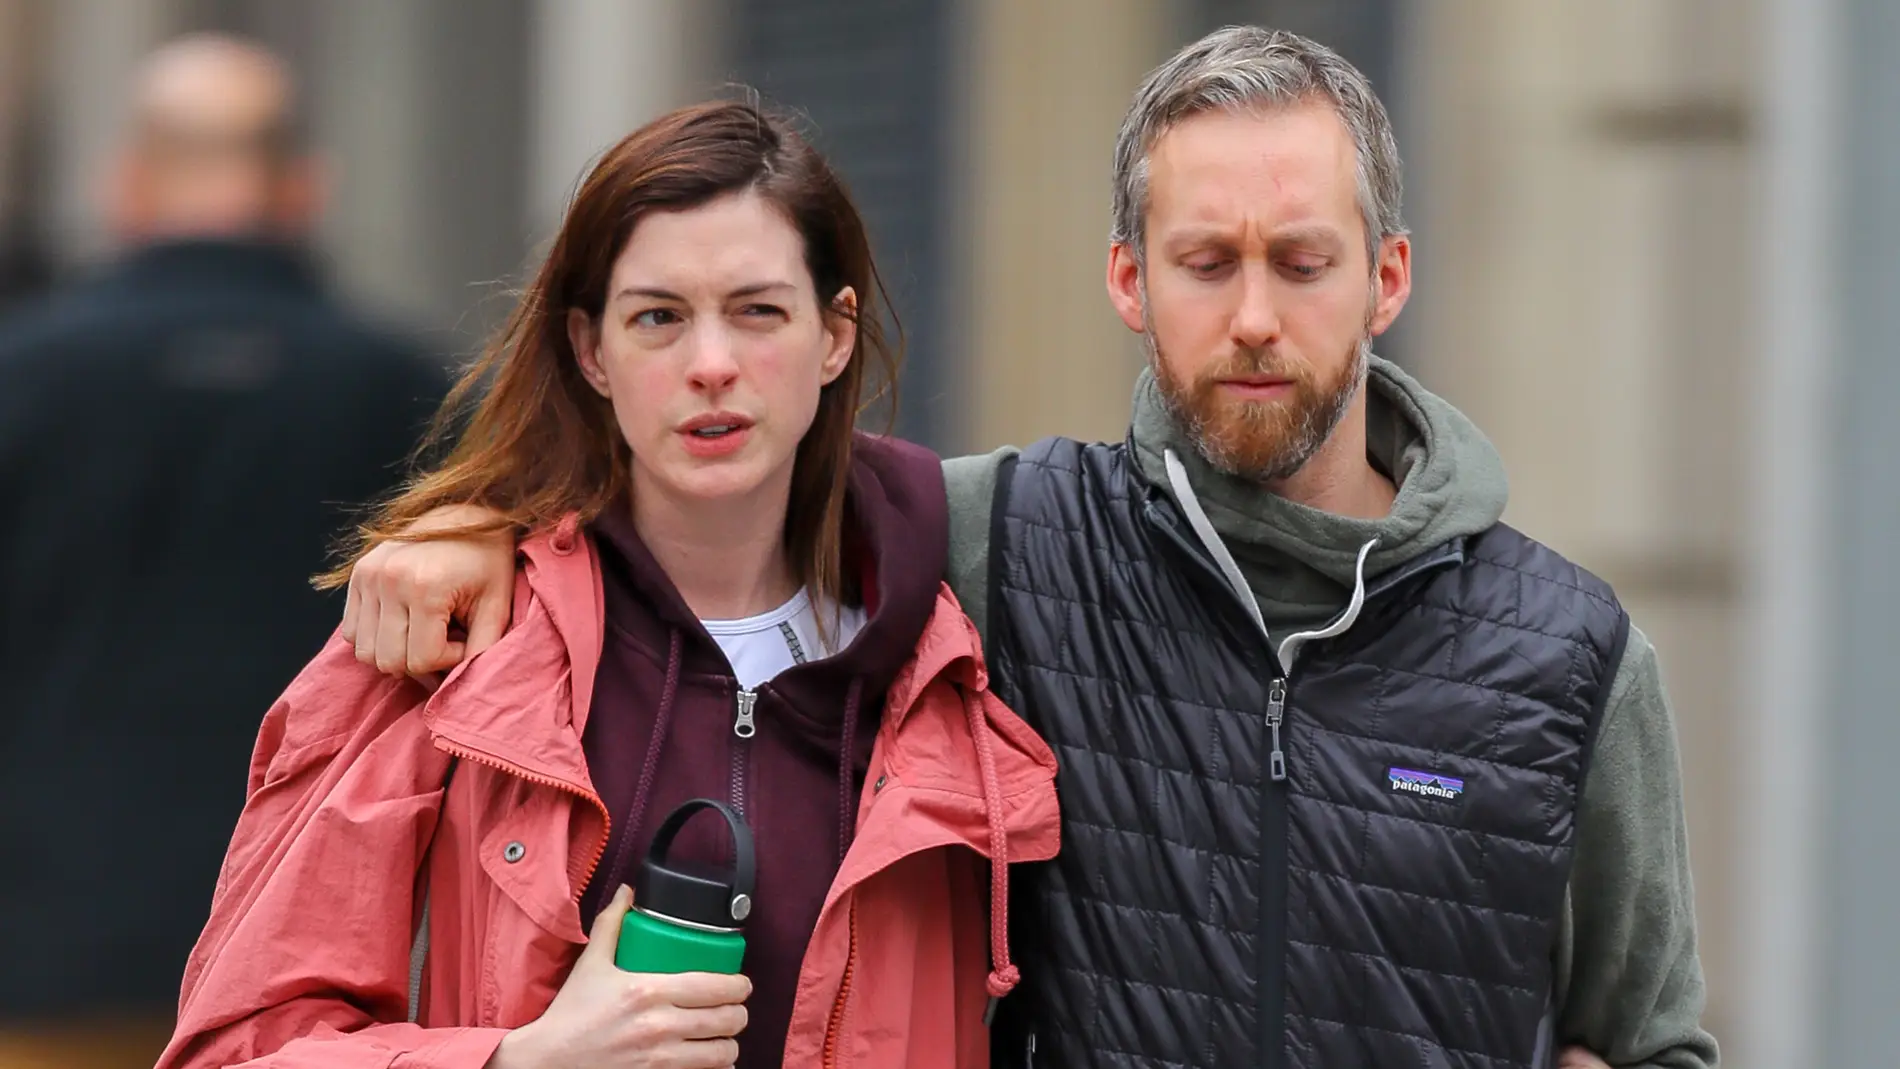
xmin=632 ymin=308 xmax=681 ymax=328
xmin=738 ymin=304 xmax=787 ymax=320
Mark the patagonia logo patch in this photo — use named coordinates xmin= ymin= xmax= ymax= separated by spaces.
xmin=1387 ymin=766 xmax=1465 ymax=802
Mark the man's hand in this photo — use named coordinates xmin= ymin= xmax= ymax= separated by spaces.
xmin=340 ymin=504 xmax=517 ymax=677
xmin=486 ymin=885 xmax=750 ymax=1069
xmin=1557 ymin=1047 xmax=1612 ymax=1069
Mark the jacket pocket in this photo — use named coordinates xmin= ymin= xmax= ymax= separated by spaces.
xmin=468 ymin=778 xmax=586 ymax=1026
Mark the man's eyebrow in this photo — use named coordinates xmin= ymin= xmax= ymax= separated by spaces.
xmin=1157 ymin=225 xmax=1236 ymax=249
xmin=1269 ymin=225 xmax=1347 ymax=250
xmin=1154 ymin=224 xmax=1348 ymax=252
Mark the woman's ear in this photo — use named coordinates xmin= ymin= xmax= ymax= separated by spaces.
xmin=567 ymin=308 xmax=610 ymax=397
xmin=820 ymin=287 xmax=858 ymax=385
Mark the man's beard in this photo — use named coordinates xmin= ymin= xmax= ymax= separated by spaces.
xmin=1147 ymin=307 xmax=1371 ymax=484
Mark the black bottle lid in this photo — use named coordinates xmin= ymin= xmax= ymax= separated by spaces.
xmin=633 ymin=798 xmax=756 ymax=931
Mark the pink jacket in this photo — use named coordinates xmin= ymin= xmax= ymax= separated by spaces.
xmin=157 ymin=522 xmax=1060 ymax=1068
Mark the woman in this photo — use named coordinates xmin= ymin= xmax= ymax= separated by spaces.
xmin=157 ymin=100 xmax=1057 ymax=1069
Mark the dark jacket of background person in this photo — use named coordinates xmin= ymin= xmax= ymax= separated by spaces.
xmin=0 ymin=236 xmax=448 ymax=1020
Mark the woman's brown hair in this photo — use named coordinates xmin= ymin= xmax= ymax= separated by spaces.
xmin=318 ymin=99 xmax=898 ymax=609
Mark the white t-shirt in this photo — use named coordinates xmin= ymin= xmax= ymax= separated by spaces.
xmin=701 ymin=588 xmax=868 ymax=690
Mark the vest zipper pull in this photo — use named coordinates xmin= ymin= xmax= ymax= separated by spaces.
xmin=1267 ymin=677 xmax=1288 ymax=781
xmin=734 ymin=688 xmax=758 ymax=739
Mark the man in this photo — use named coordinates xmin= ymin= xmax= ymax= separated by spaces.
xmin=331 ymin=27 xmax=1713 ymax=1069
xmin=0 ymin=34 xmax=446 ymax=1067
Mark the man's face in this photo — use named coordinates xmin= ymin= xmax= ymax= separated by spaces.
xmin=1107 ymin=102 xmax=1410 ymax=482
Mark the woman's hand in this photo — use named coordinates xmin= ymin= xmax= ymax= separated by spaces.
xmin=341 ymin=504 xmax=518 ymax=677
xmin=1556 ymin=1047 xmax=1613 ymax=1069
xmin=488 ymin=885 xmax=751 ymax=1069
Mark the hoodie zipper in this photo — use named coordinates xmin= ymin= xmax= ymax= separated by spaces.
xmin=730 ymin=627 xmax=810 ymax=820
xmin=730 ymin=687 xmax=757 ymax=818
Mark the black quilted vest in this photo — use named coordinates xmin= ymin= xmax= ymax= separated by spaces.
xmin=986 ymin=438 xmax=1628 ymax=1069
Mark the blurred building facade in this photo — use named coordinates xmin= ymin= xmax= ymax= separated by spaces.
xmin=0 ymin=1 xmax=1894 ymax=1065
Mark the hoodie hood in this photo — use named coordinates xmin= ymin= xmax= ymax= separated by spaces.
xmin=779 ymin=432 xmax=952 ymax=723
xmin=1130 ymin=355 xmax=1509 ymax=628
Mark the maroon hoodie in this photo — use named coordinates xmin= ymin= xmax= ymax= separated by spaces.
xmin=575 ymin=433 xmax=949 ymax=1069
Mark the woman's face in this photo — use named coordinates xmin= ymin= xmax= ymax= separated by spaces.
xmin=570 ymin=190 xmax=855 ymax=516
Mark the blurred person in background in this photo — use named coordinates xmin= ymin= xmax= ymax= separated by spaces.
xmin=0 ymin=33 xmax=446 ymax=1069
xmin=331 ymin=25 xmax=1714 ymax=1069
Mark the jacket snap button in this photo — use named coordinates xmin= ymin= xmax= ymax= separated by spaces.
xmin=503 ymin=841 xmax=526 ymax=863
xmin=873 ymin=775 xmax=886 ymax=792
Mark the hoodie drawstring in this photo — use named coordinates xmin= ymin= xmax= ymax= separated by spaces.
xmin=963 ymin=688 xmax=1020 ymax=1013
xmin=837 ymin=677 xmax=864 ymax=864
xmin=601 ymin=628 xmax=684 ymax=896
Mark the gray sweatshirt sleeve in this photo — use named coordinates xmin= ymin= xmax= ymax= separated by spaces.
xmin=1555 ymin=625 xmax=1720 ymax=1067
xmin=941 ymin=447 xmax=1016 ymax=645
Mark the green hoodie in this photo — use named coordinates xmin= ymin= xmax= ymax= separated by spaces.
xmin=941 ymin=357 xmax=1718 ymax=1068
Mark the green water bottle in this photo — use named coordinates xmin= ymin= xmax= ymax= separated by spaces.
xmin=615 ymin=798 xmax=754 ymax=975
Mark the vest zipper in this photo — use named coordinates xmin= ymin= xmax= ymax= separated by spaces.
xmin=730 ymin=687 xmax=757 ymax=818
xmin=1147 ymin=496 xmax=1463 ymax=1069
xmin=1147 ymin=504 xmax=1288 ymax=1069
xmin=1259 ymin=680 xmax=1290 ymax=1069
xmin=1266 ymin=677 xmax=1288 ymax=782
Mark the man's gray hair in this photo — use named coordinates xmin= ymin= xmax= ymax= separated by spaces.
xmin=1111 ymin=25 xmax=1406 ymax=266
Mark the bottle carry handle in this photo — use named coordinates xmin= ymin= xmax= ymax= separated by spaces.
xmin=645 ymin=798 xmax=756 ymax=915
